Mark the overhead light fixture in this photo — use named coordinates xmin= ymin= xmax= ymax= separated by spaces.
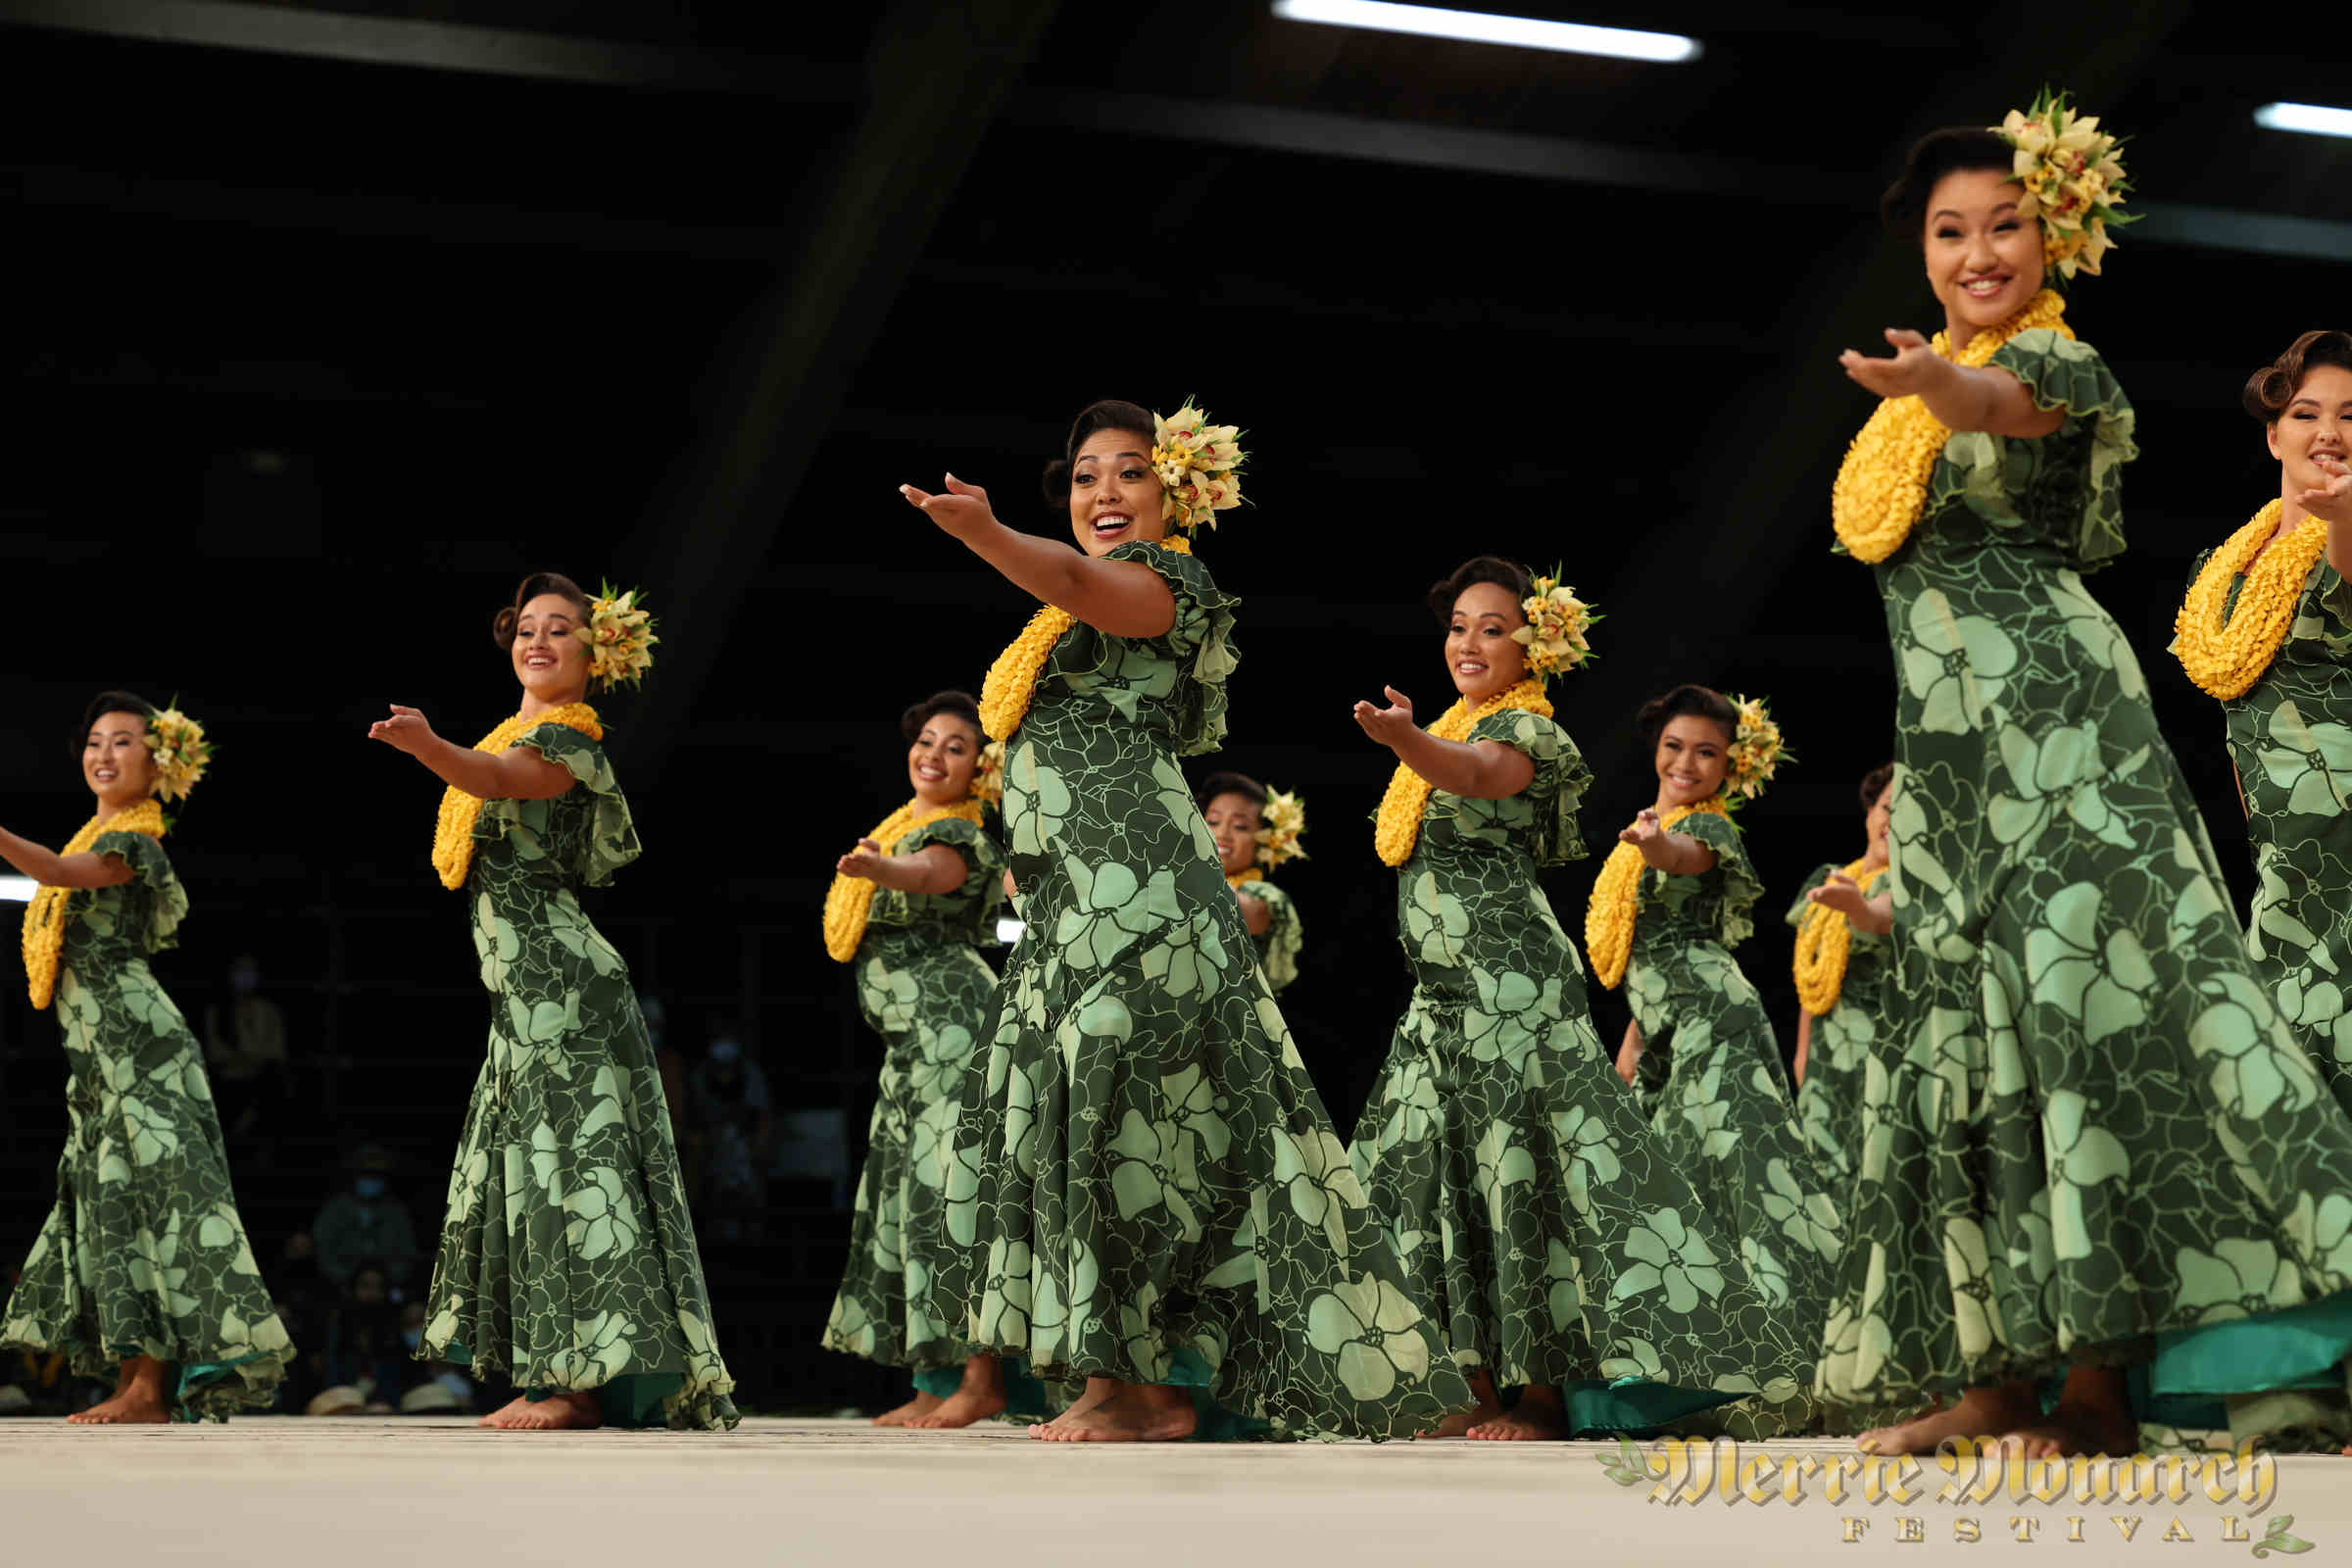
xmin=1271 ymin=0 xmax=1699 ymax=62
xmin=0 ymin=877 xmax=35 ymax=903
xmin=2255 ymin=102 xmax=2352 ymax=138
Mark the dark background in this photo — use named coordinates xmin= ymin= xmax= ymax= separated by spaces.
xmin=1 ymin=0 xmax=2345 ymax=1412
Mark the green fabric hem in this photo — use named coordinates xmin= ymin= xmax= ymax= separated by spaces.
xmin=1560 ymin=1377 xmax=1747 ymax=1437
xmin=2150 ymin=1291 xmax=2352 ymax=1396
xmin=440 ymin=1338 xmax=739 ymax=1431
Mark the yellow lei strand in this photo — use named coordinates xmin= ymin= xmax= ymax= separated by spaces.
xmin=1227 ymin=868 xmax=1264 ymax=890
xmin=821 ymin=797 xmax=988 ymax=961
xmin=2175 ymin=500 xmax=2331 ymax=701
xmin=430 ymin=704 xmax=605 ymax=891
xmin=977 ymin=536 xmax=1194 ymax=742
xmin=1831 ymin=289 xmax=2073 ymax=563
xmin=1792 ymin=858 xmax=1887 ymax=1015
xmin=1583 ymin=798 xmax=1731 ymax=991
xmin=22 ymin=799 xmax=167 ymax=1009
xmin=1371 ymin=680 xmax=1555 ymax=868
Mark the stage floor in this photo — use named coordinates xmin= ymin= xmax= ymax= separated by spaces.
xmin=7 ymin=1416 xmax=2347 ymax=1565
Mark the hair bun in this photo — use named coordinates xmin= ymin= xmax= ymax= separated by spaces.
xmin=1041 ymin=458 xmax=1074 ymax=510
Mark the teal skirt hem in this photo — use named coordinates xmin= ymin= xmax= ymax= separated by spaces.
xmin=910 ymin=1356 xmax=1054 ymax=1416
xmin=2150 ymin=1292 xmax=2352 ymax=1397
xmin=1561 ymin=1378 xmax=1747 ymax=1437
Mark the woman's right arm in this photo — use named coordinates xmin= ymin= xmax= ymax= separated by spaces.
xmin=1615 ymin=1019 xmax=1643 ymax=1087
xmin=1793 ymin=1009 xmax=1813 ymax=1087
xmin=902 ymin=476 xmax=1176 ymax=638
xmin=368 ymin=707 xmax=572 ymax=800
xmin=0 ymin=824 xmax=134 ymax=889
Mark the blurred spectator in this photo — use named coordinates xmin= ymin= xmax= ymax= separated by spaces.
xmin=312 ymin=1144 xmax=420 ymax=1289
xmin=269 ymin=1231 xmax=333 ymax=1413
xmin=641 ymin=991 xmax=688 ymax=1146
xmin=201 ymin=952 xmax=290 ymax=1149
xmin=688 ymin=1028 xmax=771 ymax=1244
xmin=323 ymin=1260 xmax=407 ymax=1408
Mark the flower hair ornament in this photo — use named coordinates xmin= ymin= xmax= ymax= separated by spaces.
xmin=1254 ymin=788 xmax=1307 ymax=874
xmin=1511 ymin=570 xmax=1597 ymax=681
xmin=1993 ymin=88 xmax=2134 ymax=281
xmin=579 ymin=583 xmax=659 ymax=692
xmin=972 ymin=740 xmax=1007 ymax=810
xmin=1724 ymin=693 xmax=1789 ymax=806
xmin=1150 ymin=403 xmax=1247 ymax=537
xmin=145 ymin=705 xmax=213 ymax=804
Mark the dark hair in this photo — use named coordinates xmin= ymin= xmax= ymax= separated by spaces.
xmin=2244 ymin=330 xmax=2352 ymax=424
xmin=491 ymin=572 xmax=593 ymax=650
xmin=1195 ymin=770 xmax=1267 ymax=814
xmin=1042 ymin=399 xmax=1157 ymax=510
xmin=1859 ymin=761 xmax=1896 ymax=809
xmin=75 ymin=689 xmax=157 ymax=761
xmin=1635 ymin=684 xmax=1738 ymax=751
xmin=1881 ymin=127 xmax=2017 ymax=239
xmin=1425 ymin=556 xmax=1533 ymax=623
xmin=900 ymin=690 xmax=982 ymax=745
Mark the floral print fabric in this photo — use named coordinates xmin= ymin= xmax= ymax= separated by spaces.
xmin=823 ymin=816 xmax=1004 ymax=1375
xmin=1626 ymin=812 xmax=1844 ymax=1374
xmin=1242 ymin=879 xmax=1302 ymax=994
xmin=1349 ymin=711 xmax=1814 ymax=1423
xmin=1824 ymin=334 xmax=2352 ymax=1422
xmin=2 ymin=832 xmax=291 ymax=1419
xmin=1786 ymin=863 xmax=1888 ymax=1186
xmin=421 ymin=724 xmax=737 ymax=1429
xmin=936 ymin=542 xmax=1474 ymax=1437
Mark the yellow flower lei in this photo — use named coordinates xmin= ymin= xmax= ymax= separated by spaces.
xmin=978 ymin=536 xmax=1194 ymax=743
xmin=1371 ymin=679 xmax=1555 ymax=868
xmin=1831 ymin=289 xmax=2073 ymax=564
xmin=1792 ymin=858 xmax=1888 ymax=1015
xmin=2175 ymin=500 xmax=2330 ymax=701
xmin=1227 ymin=868 xmax=1265 ymax=890
xmin=22 ymin=799 xmax=167 ymax=1009
xmin=821 ymin=796 xmax=988 ymax=961
xmin=430 ymin=704 xmax=605 ymax=891
xmin=1584 ymin=798 xmax=1731 ymax=991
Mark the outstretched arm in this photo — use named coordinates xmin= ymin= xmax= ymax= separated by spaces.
xmin=1619 ymin=810 xmax=1717 ymax=876
xmin=901 ymin=476 xmax=1176 ymax=639
xmin=2296 ymin=455 xmax=2352 ymax=579
xmin=1807 ymin=872 xmax=1894 ymax=934
xmin=1838 ymin=329 xmax=2065 ymax=439
xmin=0 ymin=824 xmax=135 ymax=889
xmin=1350 ymin=687 xmax=1536 ymax=800
xmin=368 ymin=707 xmax=574 ymax=800
xmin=835 ymin=841 xmax=967 ymax=897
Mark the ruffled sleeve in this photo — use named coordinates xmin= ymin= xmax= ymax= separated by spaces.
xmin=1985 ymin=329 xmax=2136 ymax=570
xmin=1657 ymin=810 xmax=1764 ymax=949
xmin=1249 ymin=879 xmax=1303 ymax=993
xmin=1787 ymin=862 xmax=1837 ymax=930
xmin=93 ymin=831 xmax=187 ymax=954
xmin=1466 ymin=709 xmax=1592 ymax=866
xmin=895 ymin=814 xmax=1006 ymax=944
xmin=1105 ymin=540 xmax=1240 ymax=757
xmin=492 ymin=722 xmax=642 ymax=887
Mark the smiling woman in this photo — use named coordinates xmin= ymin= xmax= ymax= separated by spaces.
xmin=0 ymin=691 xmax=291 ymax=1424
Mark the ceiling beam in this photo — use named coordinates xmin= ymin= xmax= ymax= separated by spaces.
xmin=0 ymin=0 xmax=855 ymax=95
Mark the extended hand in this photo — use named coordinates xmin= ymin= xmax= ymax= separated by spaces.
xmin=1351 ymin=686 xmax=1418 ymax=750
xmin=2297 ymin=454 xmax=2352 ymax=526
xmin=1618 ymin=808 xmax=1664 ymax=849
xmin=1838 ymin=328 xmax=1941 ymax=399
xmin=368 ymin=705 xmax=438 ymax=757
xmin=836 ymin=838 xmax=887 ymax=881
xmin=1808 ymin=871 xmax=1872 ymax=918
xmin=899 ymin=473 xmax=998 ymax=537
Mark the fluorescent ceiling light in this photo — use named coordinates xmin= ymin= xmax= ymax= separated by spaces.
xmin=1271 ymin=0 xmax=1699 ymax=62
xmin=2255 ymin=102 xmax=2352 ymax=138
xmin=0 ymin=877 xmax=35 ymax=903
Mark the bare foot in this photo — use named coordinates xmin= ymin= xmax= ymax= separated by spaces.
xmin=1033 ymin=1383 xmax=1196 ymax=1443
xmin=68 ymin=1357 xmax=169 ymax=1425
xmin=1028 ymin=1376 xmax=1118 ymax=1439
xmin=873 ymin=1392 xmax=944 ymax=1428
xmin=1994 ymin=1366 xmax=2136 ymax=1460
xmin=1469 ymin=1387 xmax=1566 ymax=1442
xmin=908 ymin=1355 xmax=1010 ymax=1430
xmin=1856 ymin=1385 xmax=2038 ymax=1456
xmin=478 ymin=1391 xmax=603 ymax=1431
xmin=1419 ymin=1369 xmax=1501 ymax=1439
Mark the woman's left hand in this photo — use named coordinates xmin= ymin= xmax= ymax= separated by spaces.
xmin=900 ymin=474 xmax=998 ymax=538
xmin=1807 ymin=872 xmax=1872 ymax=918
xmin=836 ymin=838 xmax=888 ymax=881
xmin=1351 ymin=686 xmax=1417 ymax=750
xmin=368 ymin=705 xmax=439 ymax=757
xmin=2299 ymin=454 xmax=2352 ymax=525
xmin=1838 ymin=328 xmax=1941 ymax=399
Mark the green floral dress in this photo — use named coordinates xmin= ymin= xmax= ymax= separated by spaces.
xmin=821 ymin=814 xmax=1019 ymax=1398
xmin=1826 ymin=331 xmax=2352 ymax=1439
xmin=938 ymin=541 xmax=1473 ymax=1438
xmin=1350 ymin=710 xmax=1815 ymax=1433
xmin=1626 ymin=812 xmax=1844 ymax=1352
xmin=1786 ymin=864 xmax=1888 ymax=1186
xmin=421 ymin=723 xmax=737 ymax=1429
xmin=2 ymin=832 xmax=291 ymax=1419
xmin=2183 ymin=549 xmax=2352 ymax=1111
xmin=1235 ymin=878 xmax=1301 ymax=994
